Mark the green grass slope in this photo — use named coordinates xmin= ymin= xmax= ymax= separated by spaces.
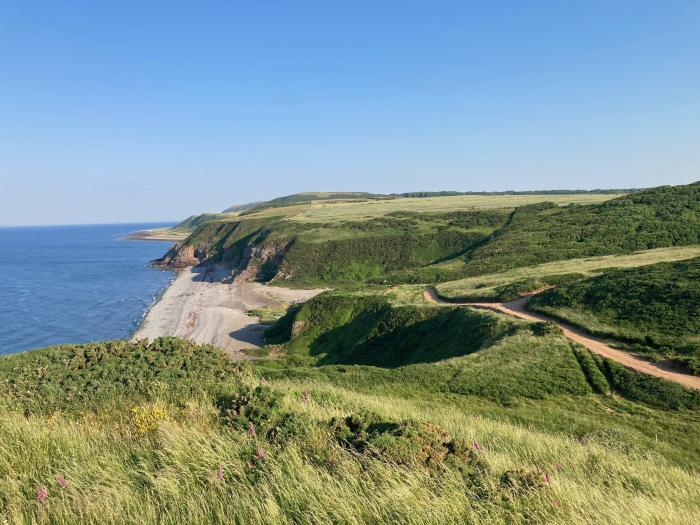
xmin=2 ymin=334 xmax=699 ymax=523
xmin=528 ymin=257 xmax=700 ymax=373
xmin=461 ymin=182 xmax=700 ymax=276
xmin=165 ymin=209 xmax=509 ymax=284
xmin=434 ymin=246 xmax=700 ymax=301
xmin=172 ymin=212 xmax=235 ymax=231
xmin=263 ymin=292 xmax=699 ymax=409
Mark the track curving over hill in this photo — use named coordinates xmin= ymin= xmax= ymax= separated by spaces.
xmin=423 ymin=288 xmax=700 ymax=391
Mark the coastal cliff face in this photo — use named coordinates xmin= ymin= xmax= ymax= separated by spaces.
xmin=154 ymin=243 xmax=209 ymax=269
xmin=153 ymin=218 xmax=293 ymax=282
xmin=152 ymin=211 xmax=506 ymax=285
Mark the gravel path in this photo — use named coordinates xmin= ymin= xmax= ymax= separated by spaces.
xmin=423 ymin=288 xmax=700 ymax=391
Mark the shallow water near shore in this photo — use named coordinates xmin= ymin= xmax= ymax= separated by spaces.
xmin=0 ymin=223 xmax=175 ymax=355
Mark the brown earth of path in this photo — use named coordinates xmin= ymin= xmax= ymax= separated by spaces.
xmin=423 ymin=288 xmax=700 ymax=391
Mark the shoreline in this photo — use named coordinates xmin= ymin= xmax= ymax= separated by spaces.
xmin=132 ymin=265 xmax=324 ymax=357
xmin=122 ymin=228 xmax=189 ymax=242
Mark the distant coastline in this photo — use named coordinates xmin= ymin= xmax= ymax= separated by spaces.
xmin=122 ymin=227 xmax=188 ymax=242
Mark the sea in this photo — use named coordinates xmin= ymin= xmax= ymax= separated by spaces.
xmin=0 ymin=223 xmax=176 ymax=355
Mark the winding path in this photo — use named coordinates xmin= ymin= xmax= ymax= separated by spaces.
xmin=423 ymin=288 xmax=700 ymax=391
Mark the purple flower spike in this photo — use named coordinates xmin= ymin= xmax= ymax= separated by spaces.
xmin=36 ymin=486 xmax=48 ymax=504
xmin=545 ymin=472 xmax=552 ymax=484
xmin=256 ymin=447 xmax=266 ymax=461
xmin=248 ymin=422 xmax=256 ymax=437
xmin=216 ymin=463 xmax=223 ymax=482
xmin=555 ymin=463 xmax=562 ymax=473
xmin=473 ymin=441 xmax=483 ymax=452
xmin=55 ymin=474 xmax=67 ymax=488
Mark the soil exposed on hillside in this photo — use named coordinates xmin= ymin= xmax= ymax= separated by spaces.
xmin=423 ymin=288 xmax=700 ymax=391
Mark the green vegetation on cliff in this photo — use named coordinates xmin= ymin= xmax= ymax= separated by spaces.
xmin=163 ymin=183 xmax=699 ymax=287
xmin=528 ymin=257 xmax=700 ymax=374
xmin=461 ymin=183 xmax=700 ymax=276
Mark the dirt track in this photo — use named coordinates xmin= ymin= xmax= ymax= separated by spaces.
xmin=423 ymin=288 xmax=700 ymax=391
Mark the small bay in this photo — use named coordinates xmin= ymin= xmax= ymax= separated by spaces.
xmin=0 ymin=223 xmax=175 ymax=355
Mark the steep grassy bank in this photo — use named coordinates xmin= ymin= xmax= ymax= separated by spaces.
xmin=433 ymin=246 xmax=700 ymax=302
xmin=528 ymin=257 xmax=700 ymax=373
xmin=460 ymin=182 xmax=700 ymax=276
xmin=1 ymin=337 xmax=699 ymax=524
xmin=158 ymin=210 xmax=509 ymax=283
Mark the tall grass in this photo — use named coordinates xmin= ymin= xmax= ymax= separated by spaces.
xmin=1 ymin=375 xmax=699 ymax=524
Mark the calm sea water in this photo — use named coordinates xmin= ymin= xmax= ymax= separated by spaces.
xmin=0 ymin=223 xmax=176 ymax=355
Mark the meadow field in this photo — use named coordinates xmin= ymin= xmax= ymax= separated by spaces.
xmin=238 ymin=193 xmax=621 ymax=222
xmin=434 ymin=246 xmax=700 ymax=301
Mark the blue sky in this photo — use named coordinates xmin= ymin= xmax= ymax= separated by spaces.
xmin=1 ymin=1 xmax=698 ymax=225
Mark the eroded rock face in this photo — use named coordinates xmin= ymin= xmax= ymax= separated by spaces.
xmin=229 ymin=240 xmax=292 ymax=283
xmin=153 ymin=236 xmax=293 ymax=283
xmin=153 ymin=243 xmax=208 ymax=269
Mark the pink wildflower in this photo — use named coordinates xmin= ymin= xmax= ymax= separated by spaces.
xmin=473 ymin=441 xmax=483 ymax=452
xmin=55 ymin=474 xmax=67 ymax=488
xmin=555 ymin=463 xmax=562 ymax=473
xmin=256 ymin=447 xmax=266 ymax=461
xmin=36 ymin=486 xmax=48 ymax=504
xmin=216 ymin=463 xmax=223 ymax=482
xmin=248 ymin=422 xmax=256 ymax=437
xmin=544 ymin=472 xmax=552 ymax=484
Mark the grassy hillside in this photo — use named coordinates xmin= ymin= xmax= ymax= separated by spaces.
xmin=162 ymin=209 xmax=510 ymax=283
xmin=172 ymin=212 xmax=236 ymax=231
xmin=434 ymin=246 xmax=700 ymax=301
xmin=4 ymin=183 xmax=698 ymax=523
xmin=528 ymin=258 xmax=700 ymax=374
xmin=163 ymin=183 xmax=697 ymax=287
xmin=2 ymin=327 xmax=699 ymax=523
xmin=460 ymin=183 xmax=700 ymax=276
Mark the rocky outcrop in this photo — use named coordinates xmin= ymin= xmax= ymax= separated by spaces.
xmin=153 ymin=234 xmax=293 ymax=283
xmin=229 ymin=239 xmax=293 ymax=283
xmin=152 ymin=243 xmax=209 ymax=269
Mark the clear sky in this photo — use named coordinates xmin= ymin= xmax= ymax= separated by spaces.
xmin=1 ymin=1 xmax=698 ymax=225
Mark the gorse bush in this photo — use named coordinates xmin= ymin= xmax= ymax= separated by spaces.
xmin=0 ymin=337 xmax=236 ymax=414
xmin=329 ymin=411 xmax=489 ymax=478
xmin=218 ymin=384 xmax=312 ymax=443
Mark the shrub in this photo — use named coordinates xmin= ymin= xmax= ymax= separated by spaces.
xmin=329 ymin=411 xmax=488 ymax=476
xmin=499 ymin=469 xmax=547 ymax=497
xmin=218 ymin=385 xmax=311 ymax=443
xmin=131 ymin=402 xmax=172 ymax=434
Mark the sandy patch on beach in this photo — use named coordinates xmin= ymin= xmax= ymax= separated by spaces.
xmin=133 ymin=265 xmax=324 ymax=357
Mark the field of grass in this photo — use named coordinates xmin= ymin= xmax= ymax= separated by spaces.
xmin=434 ymin=246 xmax=700 ymax=301
xmin=1 ymin=334 xmax=699 ymax=524
xmin=528 ymin=257 xmax=700 ymax=374
xmin=241 ymin=193 xmax=620 ymax=223
xmin=459 ymin=183 xmax=700 ymax=276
